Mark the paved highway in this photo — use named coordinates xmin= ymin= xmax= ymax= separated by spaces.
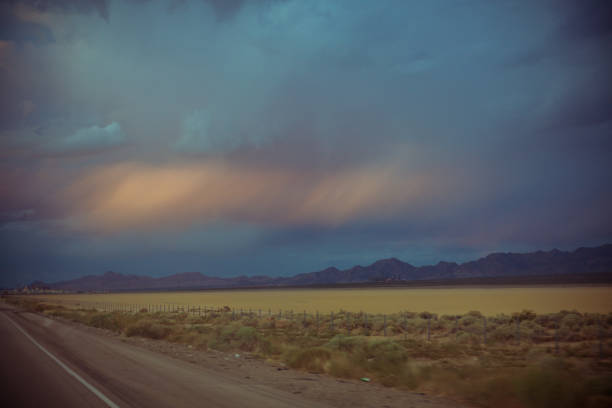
xmin=0 ymin=304 xmax=331 ymax=408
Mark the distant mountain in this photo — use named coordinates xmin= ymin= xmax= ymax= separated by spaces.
xmin=29 ymin=244 xmax=612 ymax=292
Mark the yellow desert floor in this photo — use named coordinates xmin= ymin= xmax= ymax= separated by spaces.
xmin=31 ymin=285 xmax=612 ymax=314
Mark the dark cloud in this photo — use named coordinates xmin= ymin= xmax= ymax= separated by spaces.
xmin=6 ymin=0 xmax=110 ymax=21
xmin=204 ymin=0 xmax=245 ymax=21
xmin=548 ymin=82 xmax=612 ymax=130
xmin=0 ymin=0 xmax=611 ymax=286
xmin=0 ymin=8 xmax=54 ymax=44
xmin=558 ymin=0 xmax=612 ymax=40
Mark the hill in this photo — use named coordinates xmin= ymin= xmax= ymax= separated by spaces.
xmin=29 ymin=244 xmax=612 ymax=292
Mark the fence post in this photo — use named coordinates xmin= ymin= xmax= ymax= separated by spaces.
xmin=455 ymin=315 xmax=459 ymax=341
xmin=483 ymin=317 xmax=487 ymax=344
xmin=384 ymin=314 xmax=387 ymax=337
xmin=427 ymin=316 xmax=431 ymax=341
xmin=555 ymin=320 xmax=559 ymax=355
xmin=303 ymin=310 xmax=306 ymax=328
xmin=598 ymin=316 xmax=604 ymax=358
xmin=232 ymin=308 xmax=236 ymax=320
xmin=347 ymin=312 xmax=351 ymax=335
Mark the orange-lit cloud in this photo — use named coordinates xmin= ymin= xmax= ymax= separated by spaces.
xmin=59 ymin=160 xmax=447 ymax=232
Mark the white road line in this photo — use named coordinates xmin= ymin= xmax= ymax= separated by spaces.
xmin=2 ymin=313 xmax=120 ymax=408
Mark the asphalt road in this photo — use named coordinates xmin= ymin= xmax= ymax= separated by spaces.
xmin=0 ymin=304 xmax=331 ymax=408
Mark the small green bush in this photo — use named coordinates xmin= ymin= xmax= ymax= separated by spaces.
xmin=125 ymin=319 xmax=171 ymax=339
xmin=326 ymin=335 xmax=367 ymax=352
xmin=235 ymin=326 xmax=259 ymax=351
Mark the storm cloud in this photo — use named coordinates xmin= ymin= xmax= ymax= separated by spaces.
xmin=0 ymin=0 xmax=611 ymax=286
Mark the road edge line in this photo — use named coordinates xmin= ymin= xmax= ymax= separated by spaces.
xmin=2 ymin=312 xmax=120 ymax=408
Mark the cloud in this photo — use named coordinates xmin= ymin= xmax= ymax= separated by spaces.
xmin=0 ymin=208 xmax=35 ymax=224
xmin=1 ymin=0 xmax=611 ymax=283
xmin=57 ymin=159 xmax=449 ymax=232
xmin=557 ymin=0 xmax=612 ymax=41
xmin=174 ymin=110 xmax=237 ymax=154
xmin=204 ymin=0 xmax=246 ymax=21
xmin=11 ymin=0 xmax=110 ymax=21
xmin=0 ymin=7 xmax=55 ymax=44
xmin=50 ymin=122 xmax=125 ymax=153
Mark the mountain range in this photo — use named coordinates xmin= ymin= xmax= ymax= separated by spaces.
xmin=29 ymin=244 xmax=612 ymax=292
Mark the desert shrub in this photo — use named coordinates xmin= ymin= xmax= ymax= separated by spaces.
xmin=580 ymin=324 xmax=600 ymax=340
xmin=167 ymin=330 xmax=199 ymax=344
xmin=371 ymin=319 xmax=385 ymax=333
xmin=514 ymin=366 xmax=588 ymax=408
xmin=87 ymin=313 xmax=127 ymax=332
xmin=287 ymin=347 xmax=331 ymax=372
xmin=257 ymin=318 xmax=276 ymax=330
xmin=489 ymin=325 xmax=515 ymax=342
xmin=326 ymin=335 xmax=368 ymax=353
xmin=419 ymin=311 xmax=437 ymax=320
xmin=257 ymin=337 xmax=281 ymax=356
xmin=365 ymin=340 xmax=408 ymax=372
xmin=456 ymin=331 xmax=480 ymax=345
xmin=459 ymin=315 xmax=480 ymax=328
xmin=561 ymin=313 xmax=582 ymax=330
xmin=536 ymin=314 xmax=561 ymax=329
xmin=327 ymin=354 xmax=365 ymax=379
xmin=429 ymin=319 xmax=445 ymax=331
xmin=33 ymin=303 xmax=55 ymax=313
xmin=125 ymin=319 xmax=171 ymax=339
xmin=437 ymin=341 xmax=463 ymax=357
xmin=513 ymin=310 xmax=537 ymax=322
xmin=363 ymin=340 xmax=418 ymax=387
xmin=216 ymin=323 xmax=240 ymax=342
xmin=490 ymin=314 xmax=512 ymax=325
xmin=235 ymin=326 xmax=259 ymax=351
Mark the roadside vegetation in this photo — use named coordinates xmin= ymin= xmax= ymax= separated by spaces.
xmin=4 ymin=295 xmax=612 ymax=408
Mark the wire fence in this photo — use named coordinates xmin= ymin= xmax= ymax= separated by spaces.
xmin=36 ymin=299 xmax=610 ymax=355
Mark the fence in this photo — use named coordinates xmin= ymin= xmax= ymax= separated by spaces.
xmin=35 ymin=298 xmax=611 ymax=355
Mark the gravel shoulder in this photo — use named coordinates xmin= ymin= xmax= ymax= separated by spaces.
xmin=28 ymin=306 xmax=467 ymax=408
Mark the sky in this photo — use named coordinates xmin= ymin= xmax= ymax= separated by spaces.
xmin=1 ymin=0 xmax=611 ymax=287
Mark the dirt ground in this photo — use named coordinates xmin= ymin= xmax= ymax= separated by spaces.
xmin=51 ymin=313 xmax=467 ymax=408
